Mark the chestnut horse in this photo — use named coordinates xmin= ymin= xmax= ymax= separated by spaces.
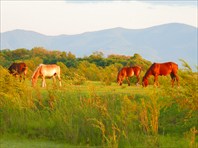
xmin=142 ymin=62 xmax=179 ymax=87
xmin=32 ymin=64 xmax=62 ymax=87
xmin=8 ymin=62 xmax=28 ymax=81
xmin=117 ymin=66 xmax=141 ymax=86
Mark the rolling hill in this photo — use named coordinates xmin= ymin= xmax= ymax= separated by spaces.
xmin=1 ymin=23 xmax=197 ymax=69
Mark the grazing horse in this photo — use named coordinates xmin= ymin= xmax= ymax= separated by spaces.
xmin=31 ymin=64 xmax=62 ymax=87
xmin=8 ymin=62 xmax=28 ymax=81
xmin=142 ymin=62 xmax=179 ymax=87
xmin=117 ymin=66 xmax=142 ymax=86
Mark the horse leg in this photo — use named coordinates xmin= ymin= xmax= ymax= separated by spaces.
xmin=119 ymin=77 xmax=123 ymax=86
xmin=171 ymin=73 xmax=179 ymax=87
xmin=19 ymin=75 xmax=22 ymax=82
xmin=23 ymin=73 xmax=26 ymax=81
xmin=42 ymin=76 xmax=46 ymax=87
xmin=53 ymin=76 xmax=56 ymax=85
xmin=136 ymin=75 xmax=140 ymax=86
xmin=174 ymin=72 xmax=179 ymax=87
xmin=126 ymin=77 xmax=130 ymax=86
xmin=120 ymin=80 xmax=122 ymax=86
xmin=170 ymin=73 xmax=175 ymax=87
xmin=44 ymin=77 xmax=47 ymax=87
xmin=121 ymin=77 xmax=124 ymax=86
xmin=154 ymin=75 xmax=159 ymax=87
xmin=172 ymin=78 xmax=176 ymax=87
xmin=57 ymin=74 xmax=62 ymax=87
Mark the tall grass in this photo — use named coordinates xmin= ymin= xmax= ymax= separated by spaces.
xmin=0 ymin=65 xmax=197 ymax=147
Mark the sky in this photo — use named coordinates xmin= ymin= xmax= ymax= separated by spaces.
xmin=1 ymin=0 xmax=197 ymax=35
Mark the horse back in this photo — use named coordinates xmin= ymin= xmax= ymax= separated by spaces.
xmin=8 ymin=62 xmax=27 ymax=74
xmin=132 ymin=66 xmax=141 ymax=76
xmin=119 ymin=67 xmax=133 ymax=77
xmin=118 ymin=66 xmax=141 ymax=77
xmin=40 ymin=64 xmax=61 ymax=76
xmin=153 ymin=62 xmax=178 ymax=76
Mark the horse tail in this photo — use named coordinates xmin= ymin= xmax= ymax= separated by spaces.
xmin=117 ymin=69 xmax=122 ymax=82
xmin=171 ymin=62 xmax=178 ymax=73
xmin=133 ymin=66 xmax=141 ymax=76
xmin=137 ymin=66 xmax=142 ymax=76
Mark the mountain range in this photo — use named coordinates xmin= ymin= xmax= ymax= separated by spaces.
xmin=1 ymin=23 xmax=197 ymax=69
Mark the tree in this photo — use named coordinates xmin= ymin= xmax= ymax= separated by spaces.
xmin=31 ymin=47 xmax=48 ymax=57
xmin=77 ymin=61 xmax=101 ymax=81
xmin=89 ymin=51 xmax=104 ymax=59
xmin=67 ymin=51 xmax=76 ymax=59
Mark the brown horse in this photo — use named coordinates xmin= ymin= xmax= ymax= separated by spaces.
xmin=117 ymin=66 xmax=142 ymax=86
xmin=31 ymin=64 xmax=62 ymax=87
xmin=142 ymin=62 xmax=179 ymax=87
xmin=8 ymin=62 xmax=28 ymax=81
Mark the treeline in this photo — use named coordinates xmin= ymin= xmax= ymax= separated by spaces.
xmin=0 ymin=47 xmax=151 ymax=68
xmin=0 ymin=47 xmax=151 ymax=84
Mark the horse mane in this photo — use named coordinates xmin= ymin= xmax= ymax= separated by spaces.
xmin=32 ymin=64 xmax=43 ymax=79
xmin=143 ymin=63 xmax=155 ymax=79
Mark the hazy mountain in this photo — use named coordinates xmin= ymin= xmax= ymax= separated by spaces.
xmin=1 ymin=23 xmax=197 ymax=69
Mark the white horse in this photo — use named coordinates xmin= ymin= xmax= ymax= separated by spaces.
xmin=32 ymin=64 xmax=62 ymax=87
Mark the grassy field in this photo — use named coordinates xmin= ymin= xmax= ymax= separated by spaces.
xmin=0 ymin=68 xmax=197 ymax=147
xmin=0 ymin=134 xmax=72 ymax=148
xmin=0 ymin=133 xmax=189 ymax=148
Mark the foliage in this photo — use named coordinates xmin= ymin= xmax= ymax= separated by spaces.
xmin=1 ymin=48 xmax=151 ymax=85
xmin=0 ymin=49 xmax=197 ymax=147
xmin=179 ymin=59 xmax=193 ymax=72
xmin=100 ymin=64 xmax=118 ymax=85
xmin=1 ymin=65 xmax=197 ymax=147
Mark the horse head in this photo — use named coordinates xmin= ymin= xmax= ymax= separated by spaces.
xmin=142 ymin=77 xmax=148 ymax=87
xmin=31 ymin=77 xmax=36 ymax=87
xmin=31 ymin=71 xmax=39 ymax=87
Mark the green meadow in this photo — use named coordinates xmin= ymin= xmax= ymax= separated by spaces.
xmin=0 ymin=66 xmax=197 ymax=148
xmin=0 ymin=49 xmax=197 ymax=147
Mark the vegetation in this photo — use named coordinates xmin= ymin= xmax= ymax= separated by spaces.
xmin=0 ymin=47 xmax=197 ymax=147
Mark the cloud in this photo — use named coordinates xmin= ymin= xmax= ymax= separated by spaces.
xmin=1 ymin=0 xmax=197 ymax=35
xmin=64 ymin=0 xmax=197 ymax=6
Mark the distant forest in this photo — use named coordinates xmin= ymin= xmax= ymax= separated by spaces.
xmin=0 ymin=47 xmax=152 ymax=84
xmin=0 ymin=47 xmax=151 ymax=68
